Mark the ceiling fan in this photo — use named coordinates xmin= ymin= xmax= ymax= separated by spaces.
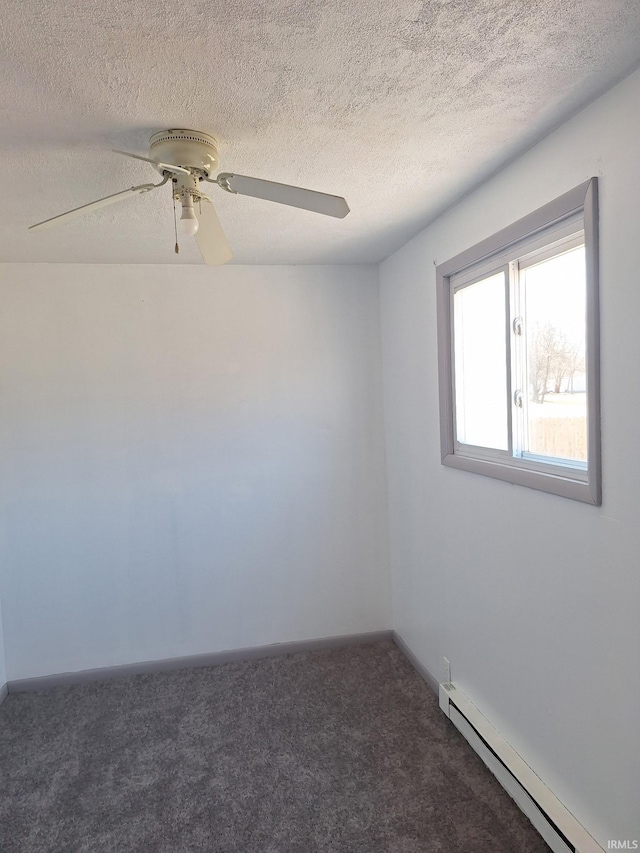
xmin=28 ymin=129 xmax=350 ymax=265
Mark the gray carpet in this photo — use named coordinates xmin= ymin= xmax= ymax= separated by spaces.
xmin=0 ymin=641 xmax=550 ymax=852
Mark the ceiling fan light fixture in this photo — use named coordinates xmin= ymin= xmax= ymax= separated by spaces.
xmin=178 ymin=194 xmax=199 ymax=236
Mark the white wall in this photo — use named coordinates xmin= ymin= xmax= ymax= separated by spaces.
xmin=380 ymin=69 xmax=640 ymax=846
xmin=0 ymin=263 xmax=391 ymax=680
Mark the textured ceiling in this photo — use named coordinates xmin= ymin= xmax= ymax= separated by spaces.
xmin=2 ymin=0 xmax=640 ymax=265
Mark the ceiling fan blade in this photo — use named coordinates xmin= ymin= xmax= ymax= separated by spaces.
xmin=28 ymin=183 xmax=158 ymax=232
xmin=112 ymin=149 xmax=191 ymax=175
xmin=194 ymin=196 xmax=233 ymax=266
xmin=216 ymin=173 xmax=350 ymax=218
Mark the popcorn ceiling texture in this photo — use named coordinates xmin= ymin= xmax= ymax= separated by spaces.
xmin=2 ymin=0 xmax=640 ymax=264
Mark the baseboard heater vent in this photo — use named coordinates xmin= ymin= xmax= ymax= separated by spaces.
xmin=439 ymin=682 xmax=604 ymax=853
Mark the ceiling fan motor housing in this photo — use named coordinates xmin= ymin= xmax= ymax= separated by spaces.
xmin=149 ymin=129 xmax=219 ymax=177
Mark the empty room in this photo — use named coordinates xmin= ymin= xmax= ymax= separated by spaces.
xmin=1 ymin=1 xmax=639 ymax=851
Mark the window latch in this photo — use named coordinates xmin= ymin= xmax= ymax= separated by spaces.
xmin=513 ymin=317 xmax=523 ymax=335
xmin=514 ymin=390 xmax=524 ymax=408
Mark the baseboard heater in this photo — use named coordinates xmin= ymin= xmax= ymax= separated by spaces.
xmin=438 ymin=682 xmax=604 ymax=853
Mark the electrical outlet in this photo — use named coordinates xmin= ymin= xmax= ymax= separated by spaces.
xmin=443 ymin=657 xmax=451 ymax=684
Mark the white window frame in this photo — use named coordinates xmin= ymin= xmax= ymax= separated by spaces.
xmin=436 ymin=179 xmax=601 ymax=505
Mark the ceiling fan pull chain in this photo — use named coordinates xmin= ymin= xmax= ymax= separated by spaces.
xmin=173 ymin=191 xmax=179 ymax=254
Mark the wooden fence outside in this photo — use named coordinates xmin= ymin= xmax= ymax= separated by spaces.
xmin=528 ymin=417 xmax=587 ymax=462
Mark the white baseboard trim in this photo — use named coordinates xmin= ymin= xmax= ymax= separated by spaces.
xmin=392 ymin=631 xmax=439 ymax=695
xmin=6 ymin=630 xmax=393 ymax=694
xmin=0 ymin=682 xmax=7 ymax=706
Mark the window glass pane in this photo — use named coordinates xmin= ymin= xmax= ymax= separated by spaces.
xmin=453 ymin=271 xmax=508 ymax=450
xmin=523 ymin=246 xmax=587 ymax=462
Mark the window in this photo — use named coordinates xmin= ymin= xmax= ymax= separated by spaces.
xmin=436 ymin=179 xmax=600 ymax=504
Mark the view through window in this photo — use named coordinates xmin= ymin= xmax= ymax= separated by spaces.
xmin=522 ymin=246 xmax=586 ymax=463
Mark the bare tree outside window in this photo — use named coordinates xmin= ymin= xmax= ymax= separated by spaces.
xmin=526 ymin=321 xmax=587 ymax=461
xmin=528 ymin=323 xmax=585 ymax=404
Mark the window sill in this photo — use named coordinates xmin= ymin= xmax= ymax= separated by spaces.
xmin=442 ymin=451 xmax=600 ymax=504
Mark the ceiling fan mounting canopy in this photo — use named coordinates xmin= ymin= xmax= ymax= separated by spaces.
xmin=149 ymin=129 xmax=219 ymax=177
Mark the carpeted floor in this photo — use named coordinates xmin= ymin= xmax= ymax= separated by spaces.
xmin=0 ymin=641 xmax=550 ymax=852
